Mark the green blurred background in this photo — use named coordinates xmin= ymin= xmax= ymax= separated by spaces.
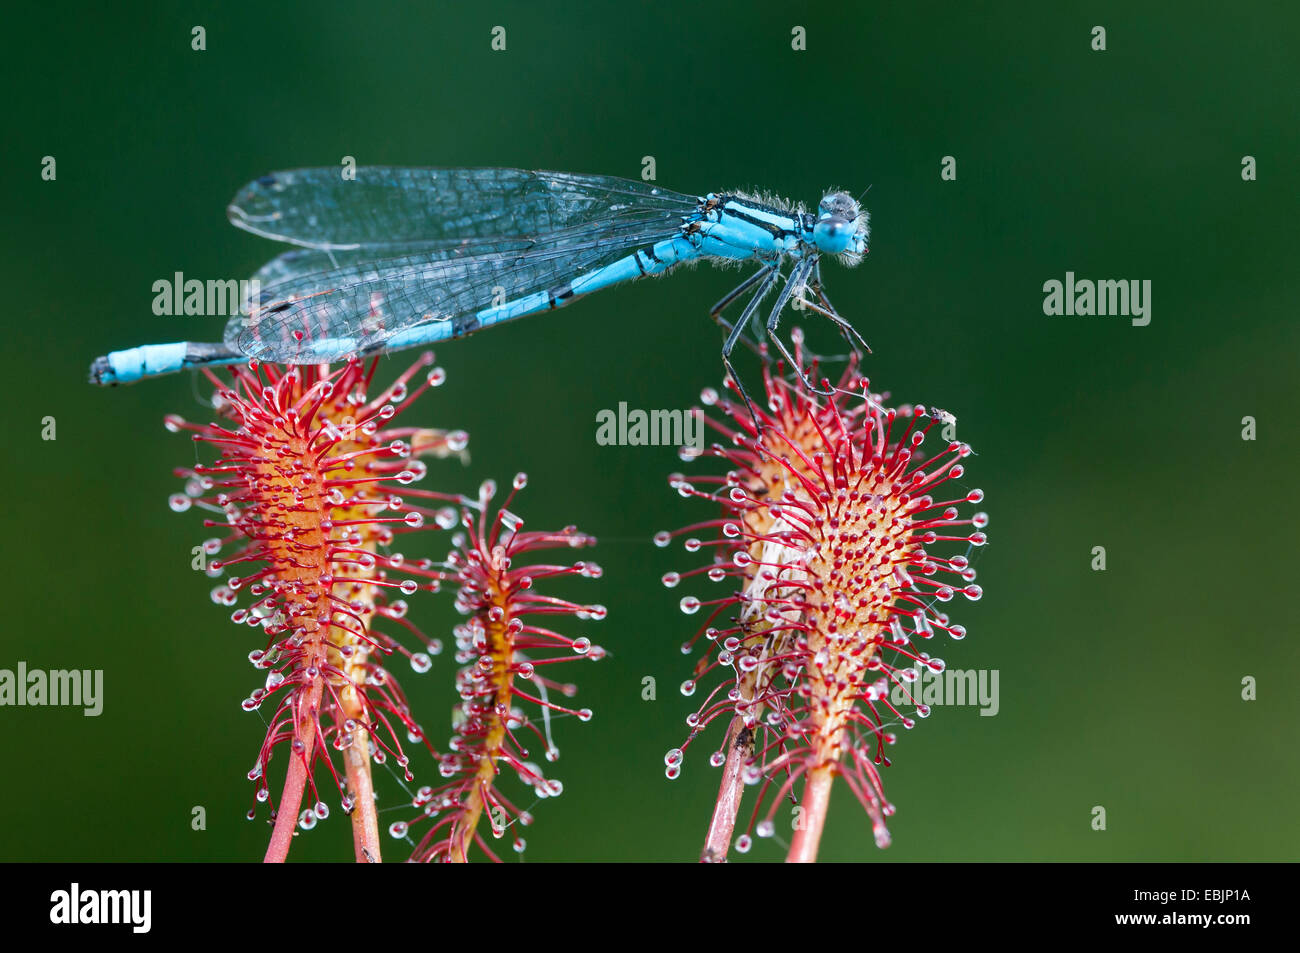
xmin=4 ymin=1 xmax=1296 ymax=862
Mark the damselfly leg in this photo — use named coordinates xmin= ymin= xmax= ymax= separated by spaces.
xmin=717 ymin=264 xmax=781 ymax=428
xmin=796 ymin=259 xmax=872 ymax=356
xmin=764 ymin=257 xmax=836 ymax=397
xmin=709 ymin=265 xmax=772 ymax=329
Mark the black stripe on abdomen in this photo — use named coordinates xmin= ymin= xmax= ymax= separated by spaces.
xmin=547 ymin=282 xmax=575 ymax=309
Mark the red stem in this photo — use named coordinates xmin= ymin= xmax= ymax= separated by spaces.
xmin=786 ymin=764 xmax=833 ymax=863
xmin=345 ymin=734 xmax=381 ymax=862
xmin=700 ymin=718 xmax=753 ymax=862
xmin=264 ymin=673 xmax=324 ymax=863
xmin=264 ymin=749 xmax=310 ymax=863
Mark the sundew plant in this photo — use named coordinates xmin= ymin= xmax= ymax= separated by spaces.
xmin=656 ymin=342 xmax=986 ymax=862
xmin=136 ymin=329 xmax=985 ymax=862
xmin=164 ymin=353 xmax=605 ymax=862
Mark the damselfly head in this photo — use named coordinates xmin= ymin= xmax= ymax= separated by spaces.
xmin=813 ymin=191 xmax=869 ymax=262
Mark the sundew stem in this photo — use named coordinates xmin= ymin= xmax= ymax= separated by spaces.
xmin=344 ymin=739 xmax=381 ymax=862
xmin=785 ymin=764 xmax=833 ymax=863
xmin=701 ymin=717 xmax=754 ymax=863
xmin=265 ymin=671 xmax=326 ymax=863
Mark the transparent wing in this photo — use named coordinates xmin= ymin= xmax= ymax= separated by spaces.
xmin=225 ymin=210 xmax=686 ymax=363
xmin=227 ymin=167 xmax=699 ymax=250
xmin=249 ymin=243 xmax=472 ymax=289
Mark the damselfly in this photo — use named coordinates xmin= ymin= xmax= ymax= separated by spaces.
xmin=89 ymin=168 xmax=870 ymax=410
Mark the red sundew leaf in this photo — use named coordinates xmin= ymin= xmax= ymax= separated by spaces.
xmin=660 ymin=342 xmax=988 ymax=860
xmin=165 ymin=353 xmax=464 ymax=859
xmin=403 ymin=474 xmax=605 ymax=863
